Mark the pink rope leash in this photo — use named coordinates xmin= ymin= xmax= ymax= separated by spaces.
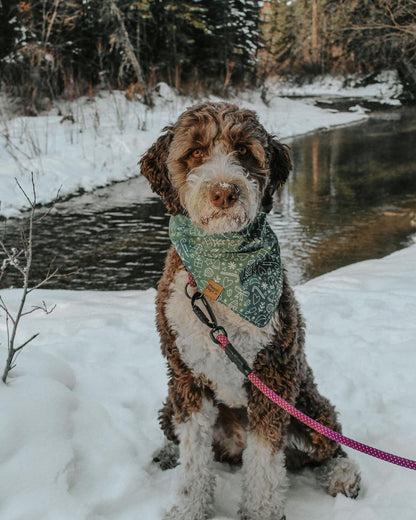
xmin=186 ymin=271 xmax=416 ymax=470
xmin=215 ymin=333 xmax=416 ymax=471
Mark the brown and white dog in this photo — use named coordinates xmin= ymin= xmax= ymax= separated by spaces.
xmin=140 ymin=102 xmax=360 ymax=520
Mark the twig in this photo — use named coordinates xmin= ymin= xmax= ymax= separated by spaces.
xmin=0 ymin=174 xmax=59 ymax=383
xmin=13 ymin=333 xmax=40 ymax=353
xmin=15 ymin=176 xmax=37 ymax=208
xmin=347 ymin=24 xmax=416 ymax=37
xmin=21 ymin=301 xmax=56 ymax=317
xmin=0 ymin=296 xmax=16 ymax=325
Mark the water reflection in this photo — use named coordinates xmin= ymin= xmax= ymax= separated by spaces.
xmin=1 ymin=108 xmax=415 ymax=291
xmin=270 ymin=108 xmax=416 ymax=283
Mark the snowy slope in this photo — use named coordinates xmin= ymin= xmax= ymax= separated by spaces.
xmin=0 ymin=87 xmax=367 ymax=218
xmin=271 ymin=70 xmax=403 ymax=105
xmin=0 ymin=243 xmax=415 ymax=520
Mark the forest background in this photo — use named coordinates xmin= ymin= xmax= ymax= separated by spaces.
xmin=1 ymin=0 xmax=416 ymax=114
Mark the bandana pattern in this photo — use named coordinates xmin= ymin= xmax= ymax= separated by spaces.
xmin=169 ymin=212 xmax=283 ymax=328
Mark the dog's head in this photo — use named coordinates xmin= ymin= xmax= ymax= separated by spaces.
xmin=140 ymin=102 xmax=291 ymax=233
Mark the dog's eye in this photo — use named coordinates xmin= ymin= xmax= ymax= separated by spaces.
xmin=237 ymin=145 xmax=248 ymax=155
xmin=191 ymin=149 xmax=203 ymax=158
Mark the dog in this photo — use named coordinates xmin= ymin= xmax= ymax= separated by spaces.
xmin=140 ymin=102 xmax=361 ymax=520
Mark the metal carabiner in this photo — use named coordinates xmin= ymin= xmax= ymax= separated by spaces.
xmin=191 ymin=292 xmax=217 ymax=329
xmin=185 ymin=283 xmax=194 ymax=299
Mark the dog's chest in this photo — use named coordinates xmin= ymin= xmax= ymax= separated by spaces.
xmin=165 ymin=270 xmax=276 ymax=408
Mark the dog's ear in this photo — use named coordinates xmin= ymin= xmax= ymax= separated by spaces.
xmin=262 ymin=136 xmax=292 ymax=213
xmin=139 ymin=126 xmax=182 ymax=215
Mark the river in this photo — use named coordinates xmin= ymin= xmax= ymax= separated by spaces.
xmin=1 ymin=106 xmax=415 ymax=291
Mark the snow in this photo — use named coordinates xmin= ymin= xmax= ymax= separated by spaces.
xmin=0 ymin=242 xmax=415 ymax=519
xmin=0 ymin=85 xmax=368 ymax=218
xmin=348 ymin=104 xmax=370 ymax=114
xmin=271 ymin=70 xmax=404 ymax=105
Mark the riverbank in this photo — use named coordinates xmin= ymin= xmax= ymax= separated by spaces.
xmin=0 ymin=84 xmax=371 ymax=218
xmin=269 ymin=70 xmax=404 ymax=105
xmin=0 ymin=242 xmax=415 ymax=519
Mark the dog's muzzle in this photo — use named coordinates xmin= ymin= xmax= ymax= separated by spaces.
xmin=209 ymin=182 xmax=239 ymax=209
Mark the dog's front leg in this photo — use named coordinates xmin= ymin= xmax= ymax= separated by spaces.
xmin=165 ymin=397 xmax=218 ymax=520
xmin=240 ymin=352 xmax=299 ymax=520
xmin=240 ymin=430 xmax=288 ymax=520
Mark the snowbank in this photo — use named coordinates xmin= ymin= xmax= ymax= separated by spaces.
xmin=271 ymin=70 xmax=403 ymax=105
xmin=0 ymin=87 xmax=367 ymax=218
xmin=0 ymin=243 xmax=415 ymax=519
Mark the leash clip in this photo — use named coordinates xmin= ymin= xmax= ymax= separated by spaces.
xmin=188 ymin=285 xmax=252 ymax=378
xmin=185 ymin=283 xmax=194 ymax=299
xmin=191 ymin=292 xmax=217 ymax=329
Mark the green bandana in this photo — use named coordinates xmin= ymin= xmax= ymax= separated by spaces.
xmin=169 ymin=212 xmax=283 ymax=328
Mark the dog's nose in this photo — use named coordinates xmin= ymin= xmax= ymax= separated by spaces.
xmin=209 ymin=183 xmax=239 ymax=209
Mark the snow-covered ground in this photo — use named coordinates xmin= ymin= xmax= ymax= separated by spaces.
xmin=271 ymin=70 xmax=403 ymax=105
xmin=0 ymin=85 xmax=369 ymax=218
xmin=0 ymin=241 xmax=415 ymax=520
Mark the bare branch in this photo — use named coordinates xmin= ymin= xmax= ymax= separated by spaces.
xmin=4 ymin=314 xmax=10 ymax=356
xmin=45 ymin=0 xmax=61 ymax=44
xmin=18 ymin=224 xmax=28 ymax=253
xmin=0 ymin=296 xmax=17 ymax=325
xmin=14 ymin=333 xmax=40 ymax=353
xmin=35 ymin=186 xmax=62 ymax=224
xmin=347 ymin=23 xmax=416 ymax=37
xmin=27 ymin=268 xmax=59 ymax=292
xmin=15 ymin=177 xmax=35 ymax=209
xmin=30 ymin=172 xmax=37 ymax=206
xmin=105 ymin=0 xmax=151 ymax=105
xmin=21 ymin=301 xmax=56 ymax=317
xmin=39 ymin=300 xmax=56 ymax=315
xmin=1 ymin=176 xmax=59 ymax=383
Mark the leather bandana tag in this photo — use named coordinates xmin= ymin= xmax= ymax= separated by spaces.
xmin=203 ymin=279 xmax=224 ymax=301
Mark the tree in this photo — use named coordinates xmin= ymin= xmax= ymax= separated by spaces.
xmin=0 ymin=1 xmax=108 ymax=110
xmin=260 ymin=0 xmax=416 ymax=89
xmin=195 ymin=0 xmax=261 ymax=90
xmin=260 ymin=0 xmax=295 ymax=73
xmin=149 ymin=0 xmax=208 ymax=88
xmin=339 ymin=0 xmax=416 ymax=97
xmin=103 ymin=0 xmax=151 ymax=103
xmin=0 ymin=0 xmax=19 ymax=60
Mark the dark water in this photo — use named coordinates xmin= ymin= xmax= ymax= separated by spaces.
xmin=1 ymin=107 xmax=415 ymax=291
xmin=269 ymin=107 xmax=416 ymax=283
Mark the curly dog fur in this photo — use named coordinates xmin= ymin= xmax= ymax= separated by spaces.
xmin=140 ymin=102 xmax=360 ymax=520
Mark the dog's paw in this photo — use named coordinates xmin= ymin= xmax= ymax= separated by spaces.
xmin=164 ymin=503 xmax=210 ymax=520
xmin=239 ymin=508 xmax=286 ymax=520
xmin=164 ymin=472 xmax=216 ymax=520
xmin=315 ymin=456 xmax=361 ymax=499
xmin=152 ymin=440 xmax=179 ymax=470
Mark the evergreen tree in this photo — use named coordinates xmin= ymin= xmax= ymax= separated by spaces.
xmin=0 ymin=0 xmax=19 ymax=60
xmin=148 ymin=0 xmax=208 ymax=88
xmin=232 ymin=0 xmax=261 ymax=82
xmin=195 ymin=0 xmax=261 ymax=90
xmin=261 ymin=0 xmax=294 ymax=65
